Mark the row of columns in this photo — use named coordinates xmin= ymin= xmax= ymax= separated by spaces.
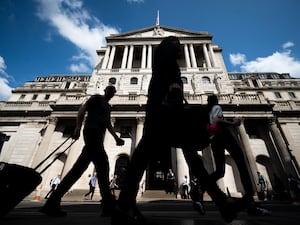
xmin=34 ymin=116 xmax=298 ymax=193
xmin=101 ymin=43 xmax=216 ymax=70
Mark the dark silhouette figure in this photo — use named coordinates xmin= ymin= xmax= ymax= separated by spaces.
xmin=190 ymin=175 xmax=205 ymax=215
xmin=206 ymin=94 xmax=271 ymax=215
xmin=165 ymin=168 xmax=176 ymax=196
xmin=112 ymin=36 xmax=247 ymax=225
xmin=84 ymin=172 xmax=97 ymax=200
xmin=40 ymin=86 xmax=124 ymax=217
xmin=109 ymin=174 xmax=119 ymax=197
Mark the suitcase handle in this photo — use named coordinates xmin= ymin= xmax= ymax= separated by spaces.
xmin=38 ymin=139 xmax=76 ymax=174
xmin=34 ymin=136 xmax=72 ymax=171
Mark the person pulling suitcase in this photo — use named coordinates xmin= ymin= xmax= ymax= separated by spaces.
xmin=40 ymin=85 xmax=124 ymax=217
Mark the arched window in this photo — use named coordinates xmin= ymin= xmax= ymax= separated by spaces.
xmin=130 ymin=77 xmax=138 ymax=85
xmin=181 ymin=76 xmax=188 ymax=84
xmin=109 ymin=77 xmax=116 ymax=85
xmin=202 ymin=76 xmax=211 ymax=84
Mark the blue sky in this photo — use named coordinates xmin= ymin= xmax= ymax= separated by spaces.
xmin=1 ymin=0 xmax=300 ymax=100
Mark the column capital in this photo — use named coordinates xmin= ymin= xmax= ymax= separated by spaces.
xmin=136 ymin=117 xmax=145 ymax=124
xmin=49 ymin=117 xmax=58 ymax=125
xmin=110 ymin=117 xmax=116 ymax=125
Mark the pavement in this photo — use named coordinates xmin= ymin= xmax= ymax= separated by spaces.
xmin=1 ymin=196 xmax=300 ymax=225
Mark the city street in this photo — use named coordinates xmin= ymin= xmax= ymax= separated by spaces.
xmin=0 ymin=199 xmax=299 ymax=225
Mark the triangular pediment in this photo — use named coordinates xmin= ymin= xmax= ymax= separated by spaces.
xmin=107 ymin=25 xmax=212 ymax=40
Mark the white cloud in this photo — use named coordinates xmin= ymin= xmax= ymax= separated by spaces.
xmin=0 ymin=56 xmax=12 ymax=101
xmin=229 ymin=53 xmax=246 ymax=66
xmin=0 ymin=56 xmax=8 ymax=76
xmin=35 ymin=0 xmax=120 ymax=73
xmin=0 ymin=77 xmax=12 ymax=101
xmin=229 ymin=42 xmax=300 ymax=78
xmin=69 ymin=63 xmax=90 ymax=73
xmin=282 ymin=41 xmax=294 ymax=49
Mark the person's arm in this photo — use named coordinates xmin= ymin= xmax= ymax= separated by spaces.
xmin=107 ymin=122 xmax=125 ymax=146
xmin=212 ymin=105 xmax=241 ymax=127
xmin=72 ymin=100 xmax=88 ymax=140
xmin=214 ymin=117 xmax=241 ymax=127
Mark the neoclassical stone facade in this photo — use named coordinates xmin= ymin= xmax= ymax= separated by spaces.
xmin=0 ymin=25 xmax=299 ymax=198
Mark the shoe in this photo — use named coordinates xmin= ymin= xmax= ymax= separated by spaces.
xmin=101 ymin=195 xmax=117 ymax=217
xmin=40 ymin=205 xmax=67 ymax=217
xmin=111 ymin=206 xmax=147 ymax=225
xmin=193 ymin=201 xmax=205 ymax=215
xmin=217 ymin=197 xmax=248 ymax=223
xmin=247 ymin=206 xmax=272 ymax=216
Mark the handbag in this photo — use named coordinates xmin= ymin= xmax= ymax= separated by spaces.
xmin=161 ymin=91 xmax=210 ymax=150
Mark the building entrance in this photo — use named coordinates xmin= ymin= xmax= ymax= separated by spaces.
xmin=147 ymin=147 xmax=172 ymax=190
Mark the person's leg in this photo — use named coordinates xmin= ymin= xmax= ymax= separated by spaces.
xmin=210 ymin=134 xmax=226 ymax=182
xmin=182 ymin=148 xmax=248 ymax=223
xmin=45 ymin=186 xmax=55 ymax=199
xmin=111 ymin=137 xmax=153 ymax=225
xmin=40 ymin=148 xmax=90 ymax=216
xmin=92 ymin=144 xmax=116 ymax=214
xmin=90 ymin=186 xmax=95 ymax=200
xmin=117 ymin=137 xmax=152 ymax=211
xmin=84 ymin=185 xmax=92 ymax=198
xmin=223 ymin=130 xmax=255 ymax=200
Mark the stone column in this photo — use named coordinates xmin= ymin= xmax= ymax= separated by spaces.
xmin=141 ymin=45 xmax=147 ymax=69
xmin=105 ymin=118 xmax=117 ymax=179
xmin=237 ymin=120 xmax=258 ymax=188
xmin=121 ymin=45 xmax=129 ymax=69
xmin=176 ymin=148 xmax=190 ymax=188
xmin=203 ymin=44 xmax=212 ymax=68
xmin=147 ymin=45 xmax=152 ymax=69
xmin=184 ymin=44 xmax=191 ymax=68
xmin=189 ymin=44 xmax=197 ymax=68
xmin=127 ymin=45 xmax=134 ymax=69
xmin=107 ymin=45 xmax=116 ymax=69
xmin=208 ymin=44 xmax=216 ymax=67
xmin=135 ymin=117 xmax=144 ymax=147
xmin=269 ymin=120 xmax=296 ymax=176
xmin=32 ymin=117 xmax=58 ymax=169
xmin=101 ymin=46 xmax=111 ymax=69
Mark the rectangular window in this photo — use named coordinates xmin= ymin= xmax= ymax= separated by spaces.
xmin=44 ymin=94 xmax=50 ymax=100
xmin=288 ymin=92 xmax=296 ymax=99
xmin=19 ymin=94 xmax=26 ymax=100
xmin=32 ymin=94 xmax=38 ymax=100
xmin=274 ymin=92 xmax=282 ymax=99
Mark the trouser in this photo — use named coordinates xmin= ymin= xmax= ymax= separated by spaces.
xmin=47 ymin=129 xmax=112 ymax=205
xmin=84 ymin=185 xmax=96 ymax=199
xmin=210 ymin=129 xmax=255 ymax=198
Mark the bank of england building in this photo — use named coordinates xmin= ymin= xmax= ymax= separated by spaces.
xmin=0 ymin=24 xmax=299 ymax=199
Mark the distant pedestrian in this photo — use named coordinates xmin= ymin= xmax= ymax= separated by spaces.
xmin=84 ymin=172 xmax=97 ymax=200
xmin=288 ymin=174 xmax=300 ymax=204
xmin=165 ymin=168 xmax=176 ymax=195
xmin=257 ymin=171 xmax=268 ymax=201
xmin=190 ymin=175 xmax=205 ymax=215
xmin=181 ymin=175 xmax=189 ymax=199
xmin=45 ymin=175 xmax=61 ymax=199
xmin=109 ymin=175 xmax=119 ymax=197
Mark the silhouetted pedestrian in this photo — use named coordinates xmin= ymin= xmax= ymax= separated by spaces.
xmin=40 ymin=85 xmax=124 ymax=217
xmin=112 ymin=36 xmax=247 ymax=225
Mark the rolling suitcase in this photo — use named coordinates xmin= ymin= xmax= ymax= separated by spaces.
xmin=0 ymin=137 xmax=76 ymax=217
